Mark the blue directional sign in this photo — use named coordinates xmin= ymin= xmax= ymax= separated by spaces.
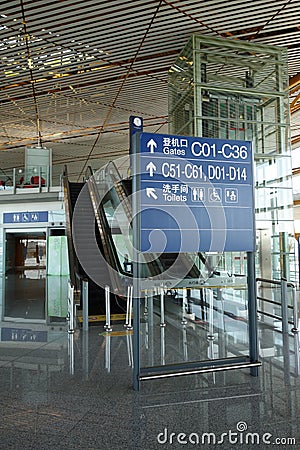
xmin=3 ymin=211 xmax=49 ymax=224
xmin=138 ymin=132 xmax=254 ymax=253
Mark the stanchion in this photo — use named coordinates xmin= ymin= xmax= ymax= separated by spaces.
xmin=67 ymin=282 xmax=75 ymax=334
xmin=124 ymin=285 xmax=130 ymax=328
xmin=148 ymin=289 xmax=154 ymax=328
xmin=160 ymin=286 xmax=166 ymax=327
xmin=105 ymin=334 xmax=111 ymax=372
xmin=125 ymin=285 xmax=133 ymax=330
xmin=181 ymin=289 xmax=187 ymax=325
xmin=281 ymin=278 xmax=288 ymax=334
xmin=68 ymin=333 xmax=74 ymax=375
xmin=144 ymin=289 xmax=148 ymax=317
xmin=160 ymin=326 xmax=166 ymax=365
xmin=182 ymin=326 xmax=188 ymax=361
xmin=127 ymin=333 xmax=133 ymax=367
xmin=291 ymin=285 xmax=299 ymax=333
xmin=82 ymin=279 xmax=89 ymax=331
xmin=207 ymin=289 xmax=214 ymax=340
xmin=104 ymin=285 xmax=112 ymax=332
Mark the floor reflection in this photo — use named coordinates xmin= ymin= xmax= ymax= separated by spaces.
xmin=3 ymin=273 xmax=69 ymax=322
xmin=4 ymin=271 xmax=46 ymax=320
xmin=0 ymin=309 xmax=298 ymax=448
xmin=140 ymin=288 xmax=251 ymax=369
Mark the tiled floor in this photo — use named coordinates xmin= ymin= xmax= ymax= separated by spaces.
xmin=0 ymin=317 xmax=299 ymax=450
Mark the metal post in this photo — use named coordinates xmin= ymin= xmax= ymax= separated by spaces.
xmin=282 ymin=325 xmax=291 ymax=383
xmin=105 ymin=335 xmax=111 ymax=372
xmin=127 ymin=333 xmax=133 ymax=367
xmin=217 ymin=288 xmax=226 ymax=359
xmin=124 ymin=285 xmax=130 ymax=328
xmin=46 ymin=164 xmax=50 ymax=191
xmin=82 ymin=279 xmax=89 ymax=331
xmin=207 ymin=289 xmax=215 ymax=362
xmin=68 ymin=333 xmax=74 ymax=375
xmin=104 ymin=285 xmax=112 ymax=332
xmin=281 ymin=278 xmax=289 ymax=334
xmin=82 ymin=328 xmax=89 ymax=381
xmin=131 ymin=116 xmax=143 ymax=391
xmin=148 ymin=290 xmax=154 ymax=328
xmin=247 ymin=252 xmax=259 ymax=376
xmin=126 ymin=285 xmax=133 ymax=330
xmin=144 ymin=289 xmax=148 ymax=317
xmin=291 ymin=285 xmax=298 ymax=333
xmin=68 ymin=282 xmax=75 ymax=334
xmin=294 ymin=332 xmax=300 ymax=376
xmin=133 ymin=276 xmax=141 ymax=391
xmin=38 ymin=166 xmax=41 ymax=192
xmin=207 ymin=289 xmax=214 ymax=340
xmin=181 ymin=289 xmax=187 ymax=325
xmin=160 ymin=286 xmax=166 ymax=327
xmin=160 ymin=326 xmax=166 ymax=365
xmin=182 ymin=326 xmax=188 ymax=361
xmin=145 ymin=320 xmax=149 ymax=350
xmin=13 ymin=168 xmax=16 ymax=194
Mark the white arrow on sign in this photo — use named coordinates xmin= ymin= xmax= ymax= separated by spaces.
xmin=147 ymin=138 xmax=157 ymax=153
xmin=146 ymin=187 xmax=158 ymax=200
xmin=146 ymin=161 xmax=157 ymax=177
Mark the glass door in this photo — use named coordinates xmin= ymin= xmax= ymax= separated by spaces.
xmin=4 ymin=231 xmax=46 ymax=321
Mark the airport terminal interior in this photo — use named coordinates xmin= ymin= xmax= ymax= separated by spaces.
xmin=1 ymin=1 xmax=300 ymax=448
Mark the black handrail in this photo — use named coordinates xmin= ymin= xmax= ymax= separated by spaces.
xmin=62 ymin=166 xmax=81 ymax=291
xmin=87 ymin=175 xmax=126 ymax=277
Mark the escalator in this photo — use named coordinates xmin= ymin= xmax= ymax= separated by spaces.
xmin=64 ymin=174 xmax=126 ymax=316
xmin=64 ymin=161 xmax=229 ymax=317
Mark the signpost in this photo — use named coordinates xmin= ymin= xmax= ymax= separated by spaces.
xmin=139 ymin=132 xmax=254 ymax=253
xmin=131 ymin=117 xmax=259 ymax=390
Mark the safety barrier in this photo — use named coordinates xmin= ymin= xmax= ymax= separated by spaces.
xmin=67 ymin=281 xmax=75 ymax=334
xmin=125 ymin=285 xmax=133 ymax=330
xmin=104 ymin=285 xmax=112 ymax=332
xmin=256 ymin=277 xmax=298 ymax=333
xmin=82 ymin=279 xmax=89 ymax=331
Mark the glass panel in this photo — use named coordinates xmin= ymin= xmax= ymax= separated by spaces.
xmin=4 ymin=233 xmax=46 ymax=320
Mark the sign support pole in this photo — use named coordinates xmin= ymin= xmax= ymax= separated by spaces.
xmin=247 ymin=251 xmax=259 ymax=376
xmin=130 ymin=116 xmax=143 ymax=391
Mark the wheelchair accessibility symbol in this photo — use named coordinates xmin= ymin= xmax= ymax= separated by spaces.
xmin=208 ymin=188 xmax=221 ymax=202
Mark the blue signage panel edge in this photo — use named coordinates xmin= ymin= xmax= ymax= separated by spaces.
xmin=138 ymin=132 xmax=255 ymax=253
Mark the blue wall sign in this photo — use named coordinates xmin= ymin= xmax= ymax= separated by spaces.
xmin=3 ymin=211 xmax=49 ymax=224
xmin=139 ymin=132 xmax=254 ymax=253
xmin=1 ymin=327 xmax=47 ymax=342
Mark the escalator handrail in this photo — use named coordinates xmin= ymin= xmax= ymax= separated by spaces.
xmin=87 ymin=176 xmax=129 ymax=278
xmin=84 ymin=165 xmax=94 ymax=181
xmin=102 ymin=162 xmax=165 ymax=277
xmin=83 ymin=163 xmax=123 ymax=278
xmin=104 ymin=162 xmax=202 ymax=278
xmin=63 ymin=171 xmax=84 ymax=291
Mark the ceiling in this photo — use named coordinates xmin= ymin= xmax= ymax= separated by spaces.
xmin=1 ymin=0 xmax=300 ymax=181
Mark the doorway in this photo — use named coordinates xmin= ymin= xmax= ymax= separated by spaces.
xmin=4 ymin=231 xmax=46 ymax=321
